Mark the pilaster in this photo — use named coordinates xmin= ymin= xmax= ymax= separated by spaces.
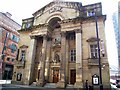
xmin=25 ymin=36 xmax=37 ymax=85
xmin=66 ymin=36 xmax=69 ymax=84
xmin=74 ymin=29 xmax=83 ymax=88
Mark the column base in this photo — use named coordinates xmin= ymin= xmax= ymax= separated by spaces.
xmin=56 ymin=81 xmax=66 ymax=88
xmin=23 ymin=79 xmax=30 ymax=85
xmin=36 ymin=79 xmax=45 ymax=87
xmin=74 ymin=81 xmax=83 ymax=88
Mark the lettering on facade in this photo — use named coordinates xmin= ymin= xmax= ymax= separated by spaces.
xmin=49 ymin=6 xmax=62 ymax=14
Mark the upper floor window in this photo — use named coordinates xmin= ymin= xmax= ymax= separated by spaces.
xmin=90 ymin=44 xmax=98 ymax=58
xmin=19 ymin=45 xmax=28 ymax=61
xmin=7 ymin=57 xmax=10 ymax=61
xmin=87 ymin=11 xmax=95 ymax=17
xmin=10 ymin=34 xmax=19 ymax=43
xmin=22 ymin=22 xmax=33 ymax=29
xmin=9 ymin=43 xmax=17 ymax=53
xmin=69 ymin=35 xmax=75 ymax=40
xmin=70 ymin=49 xmax=76 ymax=62
xmin=20 ymin=50 xmax=26 ymax=61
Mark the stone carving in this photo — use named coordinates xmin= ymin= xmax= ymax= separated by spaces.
xmin=54 ymin=37 xmax=61 ymax=45
xmin=53 ymin=54 xmax=60 ymax=63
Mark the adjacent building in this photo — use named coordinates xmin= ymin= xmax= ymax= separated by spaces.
xmin=12 ymin=1 xmax=110 ymax=88
xmin=0 ymin=12 xmax=21 ymax=80
xmin=118 ymin=1 xmax=120 ymax=71
xmin=112 ymin=12 xmax=118 ymax=49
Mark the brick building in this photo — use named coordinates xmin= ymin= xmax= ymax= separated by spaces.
xmin=0 ymin=12 xmax=21 ymax=80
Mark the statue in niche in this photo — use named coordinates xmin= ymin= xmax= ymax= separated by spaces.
xmin=53 ymin=54 xmax=60 ymax=63
xmin=54 ymin=36 xmax=61 ymax=45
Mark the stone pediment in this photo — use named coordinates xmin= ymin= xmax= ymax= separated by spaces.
xmin=32 ymin=1 xmax=82 ymax=21
xmin=33 ymin=1 xmax=82 ymax=25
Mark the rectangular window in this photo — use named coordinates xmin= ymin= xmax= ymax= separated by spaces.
xmin=11 ymin=49 xmax=15 ymax=53
xmin=90 ymin=44 xmax=98 ymax=58
xmin=69 ymin=35 xmax=75 ymax=40
xmin=70 ymin=49 xmax=76 ymax=62
xmin=20 ymin=50 xmax=26 ymax=61
xmin=87 ymin=11 xmax=95 ymax=17
xmin=7 ymin=57 xmax=10 ymax=61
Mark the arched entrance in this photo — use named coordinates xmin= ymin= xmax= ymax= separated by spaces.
xmin=48 ymin=17 xmax=61 ymax=83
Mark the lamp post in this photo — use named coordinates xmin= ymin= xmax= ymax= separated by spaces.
xmin=95 ymin=16 xmax=103 ymax=90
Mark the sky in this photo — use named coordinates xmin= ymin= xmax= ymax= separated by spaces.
xmin=0 ymin=0 xmax=119 ymax=69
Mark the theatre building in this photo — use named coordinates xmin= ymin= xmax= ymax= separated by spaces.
xmin=12 ymin=1 xmax=110 ymax=88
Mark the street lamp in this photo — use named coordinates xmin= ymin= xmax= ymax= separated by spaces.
xmin=95 ymin=16 xmax=103 ymax=90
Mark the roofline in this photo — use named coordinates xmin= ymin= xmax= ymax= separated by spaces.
xmin=0 ymin=12 xmax=21 ymax=27
xmin=32 ymin=1 xmax=82 ymax=16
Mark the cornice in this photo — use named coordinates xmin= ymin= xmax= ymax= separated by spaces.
xmin=18 ymin=23 xmax=48 ymax=32
xmin=59 ymin=15 xmax=106 ymax=24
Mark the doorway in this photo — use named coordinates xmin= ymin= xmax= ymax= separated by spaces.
xmin=53 ymin=68 xmax=59 ymax=83
xmin=70 ymin=69 xmax=76 ymax=84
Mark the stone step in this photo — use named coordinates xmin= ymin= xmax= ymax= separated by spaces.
xmin=44 ymin=83 xmax=56 ymax=88
xmin=30 ymin=82 xmax=37 ymax=86
xmin=66 ymin=84 xmax=74 ymax=88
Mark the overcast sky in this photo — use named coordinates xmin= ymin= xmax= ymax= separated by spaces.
xmin=0 ymin=0 xmax=119 ymax=69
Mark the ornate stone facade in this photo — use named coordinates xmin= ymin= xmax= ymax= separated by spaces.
xmin=12 ymin=1 xmax=110 ymax=88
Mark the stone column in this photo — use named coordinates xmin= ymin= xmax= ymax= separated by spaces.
xmin=74 ymin=29 xmax=83 ymax=88
xmin=37 ymin=35 xmax=47 ymax=86
xmin=66 ymin=35 xmax=69 ymax=84
xmin=57 ymin=32 xmax=66 ymax=88
xmin=26 ymin=36 xmax=37 ymax=85
xmin=45 ymin=38 xmax=51 ymax=82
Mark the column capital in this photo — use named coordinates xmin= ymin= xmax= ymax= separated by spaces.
xmin=75 ymin=29 xmax=82 ymax=33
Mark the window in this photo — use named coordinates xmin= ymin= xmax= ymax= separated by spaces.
xmin=9 ymin=43 xmax=17 ymax=53
xmin=7 ymin=57 xmax=10 ymax=61
xmin=11 ymin=34 xmax=19 ymax=43
xmin=11 ymin=58 xmax=14 ymax=62
xmin=90 ymin=44 xmax=98 ymax=58
xmin=22 ymin=23 xmax=26 ymax=29
xmin=87 ymin=11 xmax=95 ymax=17
xmin=11 ymin=49 xmax=15 ymax=53
xmin=69 ymin=35 xmax=75 ymax=40
xmin=20 ymin=50 xmax=26 ymax=61
xmin=70 ymin=49 xmax=76 ymax=62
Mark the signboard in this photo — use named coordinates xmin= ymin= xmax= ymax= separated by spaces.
xmin=92 ymin=74 xmax=99 ymax=85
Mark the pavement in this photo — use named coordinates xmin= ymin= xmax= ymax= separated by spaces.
xmin=2 ymin=83 xmax=120 ymax=90
xmin=1 ymin=84 xmax=79 ymax=90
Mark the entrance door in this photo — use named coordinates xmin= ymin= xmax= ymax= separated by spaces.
xmin=3 ymin=64 xmax=13 ymax=80
xmin=70 ymin=69 xmax=76 ymax=84
xmin=53 ymin=68 xmax=59 ymax=83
